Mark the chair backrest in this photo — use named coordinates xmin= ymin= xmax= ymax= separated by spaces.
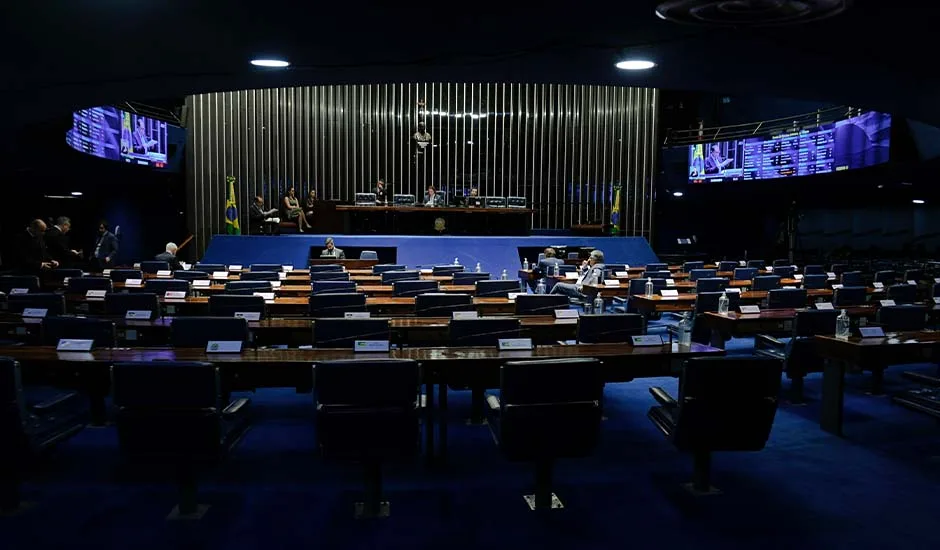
xmin=431 ymin=265 xmax=464 ymax=276
xmin=414 ymin=293 xmax=474 ymax=316
xmin=313 ymin=318 xmax=390 ymax=348
xmin=452 ymin=272 xmax=491 ymax=284
xmin=670 ymin=356 xmax=781 ymax=452
xmin=831 ymin=263 xmax=848 ymax=275
xmin=309 ymin=293 xmax=367 ymax=317
xmin=108 ymin=269 xmax=143 ymax=283
xmin=372 ymin=264 xmax=405 ymax=274
xmin=646 ymin=263 xmax=668 ymax=272
xmin=766 ymin=288 xmax=807 ymax=309
xmin=224 ymin=281 xmax=272 ymax=295
xmin=558 ymin=264 xmax=577 ymax=274
xmin=643 ymin=270 xmax=671 ymax=279
xmin=733 ymin=268 xmax=758 ymax=281
xmin=772 ymin=259 xmax=791 ymax=267
xmin=8 ymin=293 xmax=67 ymax=315
xmin=841 ymin=271 xmax=863 ymax=286
xmin=209 ymin=295 xmax=266 ymax=318
xmin=250 ymin=263 xmax=282 ymax=272
xmin=694 ymin=291 xmax=740 ymax=314
xmin=393 ymin=280 xmax=439 ymax=297
xmin=604 ymin=264 xmax=627 ymax=273
xmin=475 ymin=280 xmax=520 ymax=298
xmin=309 ymin=264 xmax=345 ymax=273
xmin=170 ymin=317 xmax=250 ymax=347
xmin=803 ymin=265 xmax=824 ymax=275
xmin=695 ymin=277 xmax=729 ymax=293
xmin=746 ymin=260 xmax=765 ymax=269
xmin=689 ymin=269 xmax=717 ymax=282
xmin=380 ymin=270 xmax=420 ymax=284
xmin=832 ymin=286 xmax=867 ymax=307
xmin=311 ymin=280 xmax=357 ymax=295
xmin=140 ymin=261 xmax=170 ymax=274
xmin=0 ymin=275 xmax=40 ymax=294
xmin=41 ymin=317 xmax=116 ymax=347
xmin=66 ymin=276 xmax=112 ymax=294
xmin=629 ymin=278 xmax=668 ymax=294
xmin=682 ymin=261 xmax=706 ymax=272
xmin=359 ymin=250 xmax=378 ymax=260
xmin=567 ymin=252 xmax=580 ymax=260
xmin=514 ymin=294 xmax=570 ymax=316
xmin=904 ymin=269 xmax=924 ymax=282
xmin=0 ymin=358 xmax=27 ymax=429
xmin=449 ymin=318 xmax=521 ymax=346
xmin=105 ymin=292 xmax=159 ymax=316
xmin=772 ymin=266 xmax=795 ymax=279
xmin=717 ymin=261 xmax=738 ymax=272
xmin=886 ymin=283 xmax=917 ymax=304
xmin=752 ymin=275 xmax=781 ymax=291
xmin=877 ymin=305 xmax=927 ymax=332
xmin=314 ymin=359 xmax=419 ymax=407
xmin=144 ymin=279 xmax=189 ymax=295
xmin=195 ymin=263 xmax=226 ymax=273
xmin=874 ymin=270 xmax=898 ymax=285
xmin=47 ymin=268 xmax=83 ymax=282
xmin=309 ymin=271 xmax=351 ymax=282
xmin=240 ymin=271 xmax=280 ymax=281
xmin=793 ymin=309 xmax=839 ymax=337
xmin=172 ymin=270 xmax=209 ymax=282
xmin=933 ymin=282 xmax=940 ymax=299
xmin=577 ymin=313 xmax=644 ymax=343
xmin=802 ymin=274 xmax=829 ymax=289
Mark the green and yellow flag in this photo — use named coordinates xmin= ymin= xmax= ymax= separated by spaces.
xmin=610 ymin=184 xmax=622 ymax=235
xmin=224 ymin=176 xmax=240 ymax=235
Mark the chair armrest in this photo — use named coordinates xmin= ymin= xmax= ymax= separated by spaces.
xmin=755 ymin=333 xmax=785 ymax=349
xmin=611 ymin=296 xmax=627 ymax=304
xmin=31 ymin=392 xmax=80 ymax=414
xmin=485 ymin=394 xmax=501 ymax=411
xmin=649 ymin=386 xmax=677 ymax=407
xmin=902 ymin=371 xmax=940 ymax=387
xmin=222 ymin=397 xmax=250 ymax=417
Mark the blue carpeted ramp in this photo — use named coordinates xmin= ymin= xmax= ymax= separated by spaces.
xmin=201 ymin=235 xmax=659 ymax=274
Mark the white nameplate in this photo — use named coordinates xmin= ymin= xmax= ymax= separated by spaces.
xmin=556 ymin=317 xmax=578 ymax=325
xmin=935 ymin=278 xmax=940 ymax=284
xmin=165 ymin=291 xmax=187 ymax=300
xmin=498 ymin=338 xmax=533 ymax=350
xmin=907 ymin=280 xmax=917 ymax=286
xmin=879 ymin=299 xmax=896 ymax=307
xmin=212 ymin=271 xmax=229 ymax=280
xmin=725 ymin=288 xmax=741 ymax=294
xmin=281 ymin=265 xmax=293 ymax=272
xmin=783 ymin=286 xmax=797 ymax=290
xmin=253 ymin=292 xmax=275 ymax=301
xmin=564 ymin=272 xmax=578 ymax=280
xmin=859 ymin=327 xmax=885 ymax=339
xmin=661 ymin=289 xmax=679 ymax=297
xmin=603 ymin=279 xmax=620 ymax=287
xmin=156 ymin=270 xmax=172 ymax=278
xmin=133 ymin=263 xmax=141 ymax=269
xmin=765 ymin=266 xmax=774 ymax=272
xmin=193 ymin=279 xmax=211 ymax=287
xmin=934 ymin=297 xmax=940 ymax=305
xmin=85 ymin=289 xmax=107 ymax=299
xmin=827 ymin=272 xmax=837 ymax=280
xmin=234 ymin=311 xmax=261 ymax=321
xmin=873 ymin=282 xmax=884 ymax=289
xmin=631 ymin=335 xmax=663 ymax=346
xmin=229 ymin=265 xmax=243 ymax=271
xmin=125 ymin=310 xmax=152 ymax=320
xmin=666 ymin=279 xmax=676 ymax=286
xmin=270 ymin=280 xmax=282 ymax=288
xmin=738 ymin=261 xmax=746 ymax=267
xmin=278 ymin=272 xmax=287 ymax=280
xmin=420 ymin=269 xmax=433 ymax=274
xmin=22 ymin=308 xmax=47 ymax=318
xmin=452 ymin=311 xmax=478 ymax=319
xmin=344 ymin=311 xmax=371 ymax=319
xmin=615 ymin=271 xmax=629 ymax=278
xmin=102 ymin=269 xmax=112 ymax=276
xmin=56 ymin=339 xmax=94 ymax=351
xmin=354 ymin=340 xmax=390 ymax=352
xmin=206 ymin=340 xmax=243 ymax=353
xmin=9 ymin=288 xmax=29 ymax=295
xmin=554 ymin=309 xmax=579 ymax=319
xmin=180 ymin=263 xmax=191 ymax=271
xmin=739 ymin=305 xmax=761 ymax=314
xmin=124 ymin=278 xmax=143 ymax=287
xmin=831 ymin=284 xmax=844 ymax=290
xmin=794 ymin=274 xmax=804 ymax=281
xmin=815 ymin=302 xmax=834 ymax=310
xmin=507 ymin=292 xmax=522 ymax=301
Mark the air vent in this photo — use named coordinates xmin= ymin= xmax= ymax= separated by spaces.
xmin=655 ymin=0 xmax=851 ymax=26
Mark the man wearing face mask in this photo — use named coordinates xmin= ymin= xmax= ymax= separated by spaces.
xmin=91 ymin=220 xmax=119 ymax=272
xmin=13 ymin=219 xmax=57 ymax=274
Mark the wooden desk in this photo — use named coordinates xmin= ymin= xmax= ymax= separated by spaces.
xmin=336 ymin=205 xmax=533 ymax=236
xmin=815 ymin=331 xmax=940 ymax=436
xmin=701 ymin=307 xmax=877 ymax=348
xmin=308 ymin=258 xmax=379 ymax=270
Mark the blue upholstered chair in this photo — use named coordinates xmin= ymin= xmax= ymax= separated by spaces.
xmin=766 ymin=288 xmax=807 ymax=309
xmin=209 ymin=295 xmax=266 ymax=318
xmin=140 ymin=261 xmax=170 ymax=274
xmin=392 ymin=280 xmax=439 ymax=297
xmin=313 ymin=319 xmax=390 ymax=348
xmin=309 ymin=293 xmax=367 ymax=318
xmin=170 ymin=317 xmax=250 ymax=348
xmin=414 ymin=293 xmax=474 ymax=317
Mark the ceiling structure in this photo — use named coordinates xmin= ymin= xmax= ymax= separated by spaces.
xmin=2 ymin=1 xmax=938 ymax=132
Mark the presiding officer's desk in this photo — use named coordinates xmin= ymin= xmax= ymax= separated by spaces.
xmin=336 ymin=204 xmax=533 ymax=235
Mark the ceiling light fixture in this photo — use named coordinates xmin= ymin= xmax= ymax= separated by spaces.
xmin=912 ymin=199 xmax=925 ymax=204
xmin=616 ymin=59 xmax=656 ymax=70
xmin=673 ymin=191 xmax=684 ymax=197
xmin=250 ymin=59 xmax=290 ymax=68
xmin=71 ymin=191 xmax=83 ymax=196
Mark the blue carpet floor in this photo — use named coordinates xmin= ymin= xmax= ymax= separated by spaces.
xmin=5 ymin=357 xmax=940 ymax=549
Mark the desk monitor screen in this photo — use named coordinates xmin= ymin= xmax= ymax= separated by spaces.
xmin=688 ymin=110 xmax=891 ymax=183
xmin=66 ymin=105 xmax=171 ymax=168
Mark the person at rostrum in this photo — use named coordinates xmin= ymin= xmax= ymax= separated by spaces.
xmin=44 ymin=216 xmax=82 ymax=268
xmin=13 ymin=219 xmax=58 ymax=274
xmin=550 ymin=249 xmax=606 ymax=301
xmin=91 ymin=220 xmax=118 ymax=271
xmin=155 ymin=242 xmax=184 ymax=271
xmin=424 ymin=185 xmax=443 ymax=207
xmin=374 ymin=178 xmax=387 ymax=204
xmin=321 ymin=237 xmax=345 ymax=259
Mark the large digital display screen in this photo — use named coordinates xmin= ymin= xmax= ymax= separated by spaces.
xmin=688 ymin=111 xmax=891 ymax=183
xmin=65 ymin=106 xmax=170 ymax=168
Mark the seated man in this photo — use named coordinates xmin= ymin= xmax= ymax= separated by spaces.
xmin=550 ymin=249 xmax=605 ymax=301
xmin=155 ymin=242 xmax=184 ymax=271
xmin=320 ymin=237 xmax=345 ymax=259
xmin=536 ymin=247 xmax=564 ymax=276
xmin=249 ymin=195 xmax=280 ymax=234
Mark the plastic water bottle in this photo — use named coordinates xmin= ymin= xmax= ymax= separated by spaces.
xmin=552 ymin=264 xmax=559 ymax=277
xmin=718 ymin=292 xmax=729 ymax=315
xmin=678 ymin=312 xmax=692 ymax=347
xmin=644 ymin=277 xmax=654 ymax=297
xmin=593 ymin=295 xmax=604 ymax=314
xmin=523 ymin=258 xmax=530 ymax=270
xmin=500 ymin=269 xmax=508 ymax=281
xmin=836 ymin=309 xmax=850 ymax=339
xmin=475 ymin=262 xmax=482 ymax=273
xmin=454 ymin=257 xmax=459 ymax=265
xmin=536 ymin=280 xmax=546 ymax=295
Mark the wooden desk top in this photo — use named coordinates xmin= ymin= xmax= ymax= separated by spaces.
xmin=335 ymin=205 xmax=533 ymax=215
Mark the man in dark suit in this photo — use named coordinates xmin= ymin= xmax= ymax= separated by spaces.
xmin=91 ymin=220 xmax=118 ymax=271
xmin=249 ymin=195 xmax=279 ymax=234
xmin=550 ymin=249 xmax=606 ymax=301
xmin=374 ymin=178 xmax=387 ymax=204
xmin=44 ymin=216 xmax=82 ymax=268
xmin=13 ymin=219 xmax=58 ymax=274
xmin=155 ymin=242 xmax=184 ymax=271
xmin=320 ymin=237 xmax=345 ymax=259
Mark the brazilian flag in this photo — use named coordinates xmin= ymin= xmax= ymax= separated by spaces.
xmin=225 ymin=176 xmax=241 ymax=235
xmin=690 ymin=143 xmax=705 ymax=177
xmin=610 ymin=184 xmax=621 ymax=236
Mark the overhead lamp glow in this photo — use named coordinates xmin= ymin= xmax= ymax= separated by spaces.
xmin=250 ymin=59 xmax=290 ymax=68
xmin=616 ymin=59 xmax=656 ymax=71
xmin=913 ymin=199 xmax=925 ymax=204
xmin=70 ymin=191 xmax=83 ymax=196
xmin=672 ymin=191 xmax=684 ymax=197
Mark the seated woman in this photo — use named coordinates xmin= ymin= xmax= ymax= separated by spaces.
xmin=304 ymin=189 xmax=317 ymax=220
xmin=282 ymin=187 xmax=312 ymax=232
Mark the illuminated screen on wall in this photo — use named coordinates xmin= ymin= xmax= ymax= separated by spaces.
xmin=65 ymin=106 xmax=170 ymax=168
xmin=688 ymin=111 xmax=891 ymax=183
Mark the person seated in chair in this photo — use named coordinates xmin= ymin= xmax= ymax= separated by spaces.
xmin=155 ymin=242 xmax=184 ymax=271
xmin=282 ymin=186 xmax=312 ymax=232
xmin=424 ymin=185 xmax=443 ymax=207
xmin=550 ymin=249 xmax=605 ymax=301
xmin=249 ymin=195 xmax=280 ymax=234
xmin=537 ymin=247 xmax=564 ymax=276
xmin=321 ymin=237 xmax=345 ymax=259
xmin=304 ymin=189 xmax=317 ymax=219
xmin=374 ymin=178 xmax=387 ymax=204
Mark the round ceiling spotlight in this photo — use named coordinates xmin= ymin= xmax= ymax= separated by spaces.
xmin=615 ymin=59 xmax=657 ymax=70
xmin=912 ymin=199 xmax=925 ymax=205
xmin=655 ymin=0 xmax=852 ymax=26
xmin=250 ymin=59 xmax=290 ymax=68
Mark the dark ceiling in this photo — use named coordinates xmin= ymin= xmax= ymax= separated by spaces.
xmin=2 ymin=1 xmax=939 ymax=130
